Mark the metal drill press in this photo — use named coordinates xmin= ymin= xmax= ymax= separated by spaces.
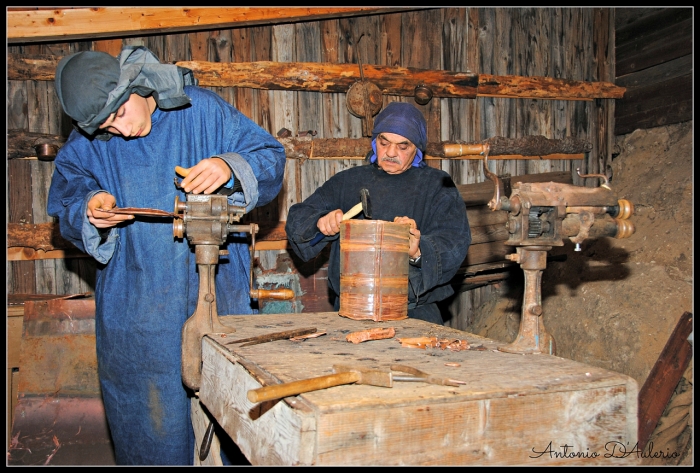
xmin=480 ymin=148 xmax=635 ymax=355
xmin=174 ymin=193 xmax=293 ymax=391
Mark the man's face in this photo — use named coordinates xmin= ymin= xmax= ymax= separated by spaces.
xmin=98 ymin=94 xmax=155 ymax=138
xmin=375 ymin=132 xmax=417 ymax=175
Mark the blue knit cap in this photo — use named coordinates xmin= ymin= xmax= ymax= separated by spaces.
xmin=371 ymin=102 xmax=427 ymax=152
xmin=370 ymin=102 xmax=427 ymax=167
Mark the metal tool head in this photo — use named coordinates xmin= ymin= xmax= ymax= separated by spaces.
xmin=360 ymin=188 xmax=372 ymax=219
xmin=333 ymin=364 xmax=393 ymax=387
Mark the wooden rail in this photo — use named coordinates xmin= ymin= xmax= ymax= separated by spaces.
xmin=8 ymin=54 xmax=625 ymax=101
xmin=8 ymin=130 xmax=591 ymax=162
xmin=7 ymin=7 xmax=411 ymax=44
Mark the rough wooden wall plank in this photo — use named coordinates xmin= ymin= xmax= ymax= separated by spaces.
xmin=92 ymin=38 xmax=123 ymax=56
xmin=441 ymin=8 xmax=478 ymax=332
xmin=8 ymin=160 xmax=36 ymax=294
xmin=350 ymin=12 xmax=380 ymax=169
xmin=295 ymin=21 xmax=327 ymax=207
xmin=272 ymin=24 xmax=297 ymax=224
xmin=615 ymin=17 xmax=692 ymax=77
xmin=403 ymin=9 xmax=441 ymax=170
xmin=471 ymin=9 xmax=514 ymax=333
xmin=614 ymin=75 xmax=692 ymax=135
xmin=564 ymin=9 xmax=589 ymax=186
xmin=436 ymin=7 xmax=473 ymax=340
xmin=440 ymin=8 xmax=469 ymax=182
xmin=551 ymin=8 xmax=569 ymax=174
xmin=492 ymin=10 xmax=517 ymax=179
xmin=319 ymin=18 xmax=340 ymax=202
xmin=463 ymin=8 xmax=482 ymax=185
xmin=232 ymin=28 xmax=254 ymax=119
xmin=580 ymin=11 xmax=598 ymax=184
xmin=251 ymin=26 xmax=273 ymax=130
xmin=477 ymin=9 xmax=496 ymax=173
xmin=248 ymin=25 xmax=283 ymax=230
xmin=210 ymin=29 xmax=234 ymax=106
xmin=28 ymin=80 xmax=53 ymax=294
xmin=188 ymin=31 xmax=208 ymax=61
xmin=233 ymin=26 xmax=267 ymax=234
xmin=320 ymin=19 xmax=345 ymax=183
xmin=7 ymin=81 xmax=28 ymax=131
xmin=522 ymin=9 xmax=553 ymax=177
xmin=337 ymin=17 xmax=362 ymax=139
xmin=30 ymin=77 xmax=59 ymax=294
xmin=380 ymin=11 xmax=402 ymax=69
xmin=164 ymin=32 xmax=189 ymax=64
xmin=594 ymin=9 xmax=614 ymax=185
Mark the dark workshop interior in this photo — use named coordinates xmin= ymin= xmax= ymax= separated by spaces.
xmin=7 ymin=7 xmax=692 ymax=466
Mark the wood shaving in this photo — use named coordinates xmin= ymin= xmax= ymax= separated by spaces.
xmin=397 ymin=337 xmax=471 ymax=351
xmin=290 ymin=331 xmax=327 ymax=341
xmin=346 ymin=327 xmax=396 ymax=344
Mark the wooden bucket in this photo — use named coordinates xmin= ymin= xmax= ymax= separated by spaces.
xmin=338 ymin=220 xmax=410 ymax=321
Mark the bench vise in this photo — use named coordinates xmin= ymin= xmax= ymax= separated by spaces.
xmin=174 ymin=193 xmax=294 ymax=391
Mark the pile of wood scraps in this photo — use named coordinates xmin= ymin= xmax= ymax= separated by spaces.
xmin=397 ymin=337 xmax=472 ymax=351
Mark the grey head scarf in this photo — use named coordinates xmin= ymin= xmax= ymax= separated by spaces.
xmin=55 ymin=45 xmax=198 ymax=140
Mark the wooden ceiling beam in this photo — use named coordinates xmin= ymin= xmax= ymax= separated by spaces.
xmin=7 ymin=7 xmax=415 ymax=44
xmin=8 ymin=54 xmax=626 ymax=100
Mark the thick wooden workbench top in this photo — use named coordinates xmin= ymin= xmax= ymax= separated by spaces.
xmin=200 ymin=312 xmax=638 ymax=466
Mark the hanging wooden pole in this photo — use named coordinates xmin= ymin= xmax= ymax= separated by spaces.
xmin=9 ymin=54 xmax=625 ymax=101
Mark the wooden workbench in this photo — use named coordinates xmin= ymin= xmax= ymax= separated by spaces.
xmin=200 ymin=312 xmax=639 ymax=466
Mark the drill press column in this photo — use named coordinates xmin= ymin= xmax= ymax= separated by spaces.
xmin=499 ymin=246 xmax=555 ymax=355
xmin=182 ymin=244 xmax=237 ymax=391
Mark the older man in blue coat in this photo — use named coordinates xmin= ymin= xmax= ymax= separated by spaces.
xmin=285 ymin=102 xmax=471 ymax=325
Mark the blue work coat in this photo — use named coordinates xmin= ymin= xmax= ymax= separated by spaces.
xmin=47 ymin=86 xmax=286 ymax=465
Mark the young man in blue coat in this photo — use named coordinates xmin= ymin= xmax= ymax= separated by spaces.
xmin=285 ymin=102 xmax=471 ymax=325
xmin=48 ymin=45 xmax=287 ymax=465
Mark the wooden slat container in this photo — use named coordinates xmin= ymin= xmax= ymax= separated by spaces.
xmin=338 ymin=220 xmax=410 ymax=321
xmin=200 ymin=312 xmax=639 ymax=466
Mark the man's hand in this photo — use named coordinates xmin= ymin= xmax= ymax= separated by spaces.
xmin=87 ymin=193 xmax=133 ymax=229
xmin=316 ymin=209 xmax=344 ymax=237
xmin=178 ymin=158 xmax=232 ymax=194
xmin=394 ymin=216 xmax=421 ymax=259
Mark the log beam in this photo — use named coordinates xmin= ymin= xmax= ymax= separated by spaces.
xmin=8 ymin=54 xmax=625 ymax=101
xmin=8 ymin=130 xmax=590 ymax=161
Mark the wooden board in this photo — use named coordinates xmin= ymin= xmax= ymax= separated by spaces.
xmin=200 ymin=312 xmax=639 ymax=465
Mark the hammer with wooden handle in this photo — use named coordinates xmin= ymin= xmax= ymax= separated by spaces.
xmin=247 ymin=364 xmax=392 ymax=403
xmin=309 ymin=188 xmax=372 ymax=246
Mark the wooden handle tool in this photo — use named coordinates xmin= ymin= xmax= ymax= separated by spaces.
xmin=248 ymin=371 xmax=361 ymax=403
xmin=249 ymin=288 xmax=295 ymax=300
xmin=247 ymin=364 xmax=393 ymax=403
xmin=225 ymin=327 xmax=318 ymax=347
xmin=175 ymin=165 xmax=190 ymax=177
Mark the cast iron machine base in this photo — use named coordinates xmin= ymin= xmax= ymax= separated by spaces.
xmin=174 ymin=194 xmax=294 ymax=392
xmin=478 ymin=147 xmax=635 ymax=355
